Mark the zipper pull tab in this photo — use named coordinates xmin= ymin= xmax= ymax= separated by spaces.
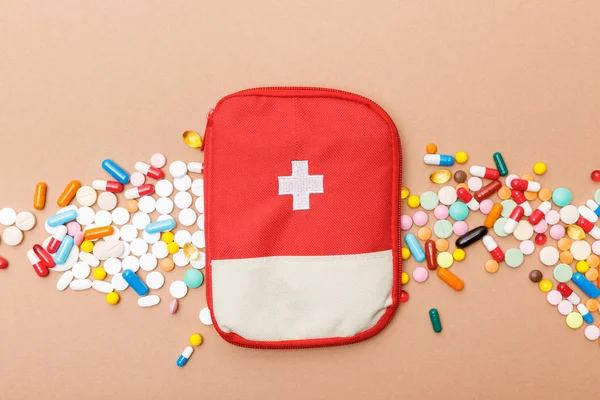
xmin=201 ymin=108 xmax=214 ymax=151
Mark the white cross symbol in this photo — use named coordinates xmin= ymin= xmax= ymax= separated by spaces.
xmin=278 ymin=160 xmax=324 ymax=210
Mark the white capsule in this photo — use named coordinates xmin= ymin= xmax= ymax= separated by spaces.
xmin=520 ymin=201 xmax=533 ymax=217
xmin=187 ymin=162 xmax=204 ymax=174
xmin=504 ymin=218 xmax=518 ymax=234
xmin=69 ymin=279 xmax=92 ymax=291
xmin=482 ymin=235 xmax=499 ymax=252
xmin=138 ymin=295 xmax=161 ymax=307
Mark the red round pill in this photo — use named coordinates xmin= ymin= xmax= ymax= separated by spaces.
xmin=0 ymin=257 xmax=8 ymax=269
xmin=399 ymin=290 xmax=409 ymax=303
xmin=592 ymin=170 xmax=600 ymax=182
xmin=535 ymin=233 xmax=547 ymax=245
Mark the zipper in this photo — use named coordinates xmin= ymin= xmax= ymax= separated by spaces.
xmin=203 ymin=87 xmax=402 ymax=350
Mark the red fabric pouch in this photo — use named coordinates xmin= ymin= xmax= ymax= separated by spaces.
xmin=203 ymin=87 xmax=402 ymax=349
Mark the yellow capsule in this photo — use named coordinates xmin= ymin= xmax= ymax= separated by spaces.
xmin=167 ymin=242 xmax=180 ymax=254
xmin=400 ymin=187 xmax=410 ymax=200
xmin=429 ymin=169 xmax=452 ymax=184
xmin=566 ymin=224 xmax=586 ymax=240
xmin=183 ymin=242 xmax=200 ymax=261
xmin=183 ymin=130 xmax=203 ymax=148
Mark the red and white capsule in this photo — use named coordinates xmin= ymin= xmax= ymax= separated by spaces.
xmin=579 ymin=204 xmax=599 ymax=223
xmin=529 ymin=201 xmax=552 ymax=225
xmin=503 ymin=206 xmax=524 ymax=234
xmin=125 ymin=184 xmax=155 ymax=199
xmin=557 ymin=283 xmax=580 ymax=305
xmin=509 ymin=178 xmax=541 ymax=192
xmin=456 ymin=187 xmax=480 ymax=211
xmin=46 ymin=226 xmax=68 ymax=254
xmin=28 ymin=249 xmax=49 ymax=277
xmin=135 ymin=162 xmax=164 ymax=180
xmin=469 ymin=166 xmax=500 ymax=180
xmin=483 ymin=235 xmax=505 ymax=262
xmin=576 ymin=217 xmax=600 ymax=240
xmin=92 ymin=180 xmax=124 ymax=193
xmin=511 ymin=189 xmax=532 ymax=216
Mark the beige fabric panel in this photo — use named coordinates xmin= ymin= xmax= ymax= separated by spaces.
xmin=211 ymin=250 xmax=394 ymax=341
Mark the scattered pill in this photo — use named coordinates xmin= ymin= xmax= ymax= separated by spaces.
xmin=170 ymin=280 xmax=188 ymax=299
xmin=138 ymin=295 xmax=161 ymax=308
xmin=539 ymin=279 xmax=552 ymax=292
xmin=529 ymin=270 xmax=542 ymax=283
xmin=552 ymin=187 xmax=572 ymax=207
xmin=102 ymin=159 xmax=130 ymax=184
xmin=169 ymin=299 xmax=179 ymax=314
xmin=413 ymin=267 xmax=429 ymax=283
xmin=106 ymin=292 xmax=120 ymax=305
xmin=484 ymin=259 xmax=499 ymax=273
xmin=33 ymin=182 xmax=47 ymax=210
xmin=199 ymin=307 xmax=213 ymax=325
xmin=453 ymin=170 xmax=467 ymax=183
xmin=177 ymin=346 xmax=194 ymax=367
xmin=57 ymin=180 xmax=81 ymax=207
xmin=122 ymin=269 xmax=149 ymax=296
xmin=492 ymin=152 xmax=508 ymax=176
xmin=429 ymin=308 xmax=442 ymax=332
xmin=557 ymin=300 xmax=574 ymax=315
xmin=436 ymin=268 xmax=464 ymax=291
xmin=3 ymin=227 xmax=24 ymax=247
xmin=566 ymin=312 xmax=584 ymax=329
xmin=404 ymin=233 xmax=425 ymax=262
xmin=425 ymin=143 xmax=437 ymax=154
xmin=546 ymin=290 xmax=562 ymax=306
xmin=424 ymin=154 xmax=454 ymax=166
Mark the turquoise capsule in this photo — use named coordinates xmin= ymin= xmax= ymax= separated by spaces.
xmin=429 ymin=308 xmax=442 ymax=333
xmin=102 ymin=159 xmax=130 ymax=184
xmin=122 ymin=269 xmax=149 ymax=296
xmin=54 ymin=235 xmax=74 ymax=265
xmin=47 ymin=210 xmax=78 ymax=228
xmin=145 ymin=218 xmax=176 ymax=234
xmin=493 ymin=152 xmax=508 ymax=177
xmin=404 ymin=233 xmax=425 ymax=262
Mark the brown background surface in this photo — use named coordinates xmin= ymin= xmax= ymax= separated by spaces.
xmin=1 ymin=1 xmax=599 ymax=399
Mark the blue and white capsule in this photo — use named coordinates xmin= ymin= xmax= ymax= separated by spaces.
xmin=54 ymin=235 xmax=74 ymax=265
xmin=423 ymin=154 xmax=455 ymax=167
xmin=177 ymin=346 xmax=194 ymax=367
xmin=404 ymin=233 xmax=426 ymax=262
xmin=122 ymin=269 xmax=149 ymax=296
xmin=47 ymin=210 xmax=78 ymax=228
xmin=101 ymin=159 xmax=130 ymax=184
xmin=585 ymin=200 xmax=600 ymax=220
xmin=145 ymin=218 xmax=176 ymax=234
xmin=572 ymin=272 xmax=600 ymax=299
xmin=577 ymin=304 xmax=594 ymax=324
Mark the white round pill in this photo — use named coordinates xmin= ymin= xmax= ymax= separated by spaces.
xmin=557 ymin=300 xmax=574 ymax=315
xmin=72 ymin=261 xmax=91 ymax=279
xmin=513 ymin=221 xmax=534 ymax=241
xmin=111 ymin=208 xmax=130 ymax=226
xmin=192 ymin=231 xmax=205 ymax=248
xmin=169 ymin=280 xmax=188 ymax=299
xmin=142 ymin=230 xmax=160 ymax=244
xmin=539 ymin=246 xmax=559 ymax=266
xmin=546 ymin=290 xmax=562 ymax=306
xmin=119 ymin=225 xmax=138 ymax=242
xmin=545 ymin=210 xmax=560 ymax=225
xmin=98 ymin=192 xmax=118 ymax=211
xmin=121 ymin=256 xmax=140 ymax=272
xmin=151 ymin=153 xmax=166 ymax=168
xmin=438 ymin=186 xmax=457 ymax=206
xmin=103 ymin=258 xmax=122 ymax=275
xmin=467 ymin=177 xmax=483 ymax=191
xmin=140 ymin=253 xmax=158 ymax=271
xmin=111 ymin=273 xmax=129 ymax=291
xmin=155 ymin=180 xmax=174 ymax=197
xmin=174 ymin=192 xmax=192 ymax=209
xmin=174 ymin=175 xmax=192 ymax=192
xmin=146 ymin=271 xmax=165 ymax=289
xmin=194 ymin=197 xmax=204 ymax=213
xmin=2 ymin=227 xmax=23 ymax=246
xmin=15 ymin=211 xmax=36 ymax=231
xmin=104 ymin=226 xmax=120 ymax=241
xmin=571 ymin=240 xmax=592 ymax=261
xmin=191 ymin=179 xmax=204 ymax=197
xmin=76 ymin=186 xmax=97 ymax=207
xmin=94 ymin=210 xmax=113 ymax=226
xmin=76 ymin=207 xmax=95 ymax=225
xmin=130 ymin=238 xmax=149 ymax=256
xmin=138 ymin=196 xmax=156 ymax=214
xmin=132 ymin=212 xmax=151 ymax=230
xmin=169 ymin=161 xmax=187 ymax=179
xmin=156 ymin=197 xmax=174 ymax=215
xmin=173 ymin=250 xmax=190 ymax=267
xmin=197 ymin=214 xmax=205 ymax=230
xmin=118 ymin=242 xmax=131 ymax=258
xmin=130 ymin=172 xmax=146 ymax=187
xmin=0 ymin=208 xmax=17 ymax=226
xmin=174 ymin=230 xmax=192 ymax=247
xmin=584 ymin=325 xmax=600 ymax=341
xmin=70 ymin=279 xmax=92 ymax=291
xmin=559 ymin=205 xmax=579 ymax=224
xmin=179 ymin=208 xmax=197 ymax=227
xmin=199 ymin=307 xmax=213 ymax=325
xmin=152 ymin=242 xmax=169 ymax=259
xmin=190 ymin=252 xmax=206 ymax=269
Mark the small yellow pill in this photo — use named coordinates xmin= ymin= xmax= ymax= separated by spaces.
xmin=533 ymin=162 xmax=547 ymax=175
xmin=167 ymin=242 xmax=180 ymax=254
xmin=576 ymin=260 xmax=590 ymax=273
xmin=437 ymin=251 xmax=453 ymax=268
xmin=453 ymin=249 xmax=466 ymax=262
xmin=401 ymin=247 xmax=411 ymax=260
xmin=455 ymin=151 xmax=468 ymax=164
xmin=93 ymin=267 xmax=107 ymax=280
xmin=426 ymin=143 xmax=437 ymax=154
xmin=484 ymin=259 xmax=499 ymax=274
xmin=539 ymin=279 xmax=552 ymax=292
xmin=81 ymin=240 xmax=94 ymax=253
xmin=162 ymin=232 xmax=175 ymax=243
xmin=401 ymin=272 xmax=410 ymax=284
xmin=190 ymin=333 xmax=203 ymax=346
xmin=435 ymin=239 xmax=449 ymax=252
xmin=106 ymin=292 xmax=120 ymax=305
xmin=417 ymin=227 xmax=431 ymax=241
xmin=407 ymin=195 xmax=420 ymax=208
xmin=400 ymin=187 xmax=410 ymax=200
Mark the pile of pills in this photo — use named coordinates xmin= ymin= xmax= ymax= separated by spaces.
xmin=0 ymin=207 xmax=38 ymax=269
xmin=408 ymin=144 xmax=600 ymax=342
xmin=23 ymin=147 xmax=211 ymax=366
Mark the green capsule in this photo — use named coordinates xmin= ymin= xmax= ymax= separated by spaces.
xmin=493 ymin=152 xmax=508 ymax=177
xmin=429 ymin=308 xmax=442 ymax=333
